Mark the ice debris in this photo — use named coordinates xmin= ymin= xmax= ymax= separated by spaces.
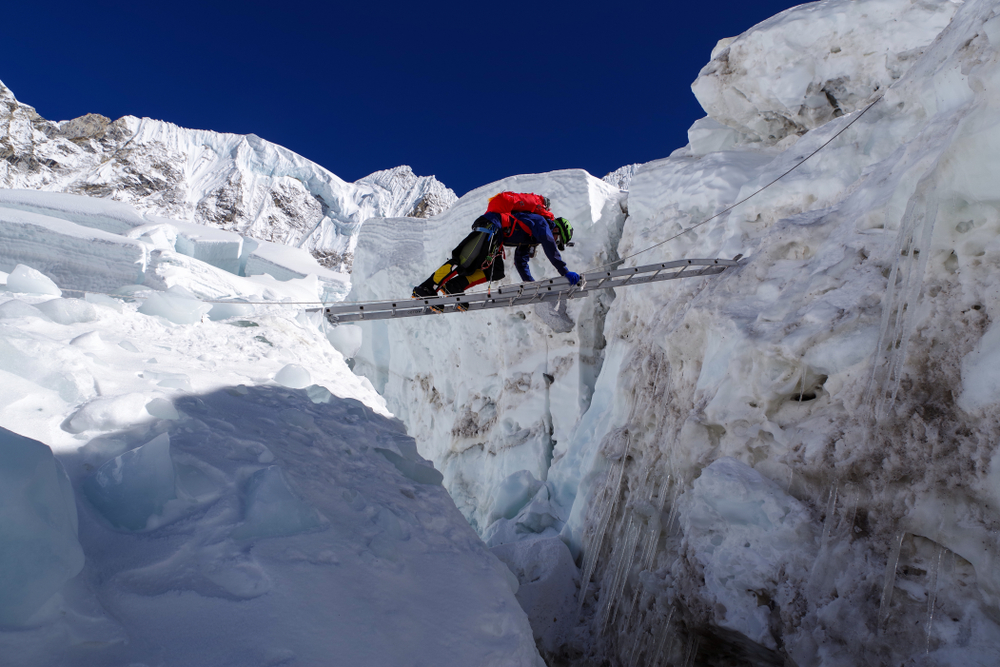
xmin=83 ymin=433 xmax=177 ymax=531
xmin=208 ymin=300 xmax=255 ymax=321
xmin=326 ymin=323 xmax=362 ymax=359
xmin=231 ymin=466 xmax=327 ymax=540
xmin=5 ymin=264 xmax=61 ymax=296
xmin=137 ymin=285 xmax=211 ymax=325
xmin=64 ymin=393 xmax=154 ymax=433
xmin=35 ymin=298 xmax=98 ymax=324
xmin=0 ymin=427 xmax=84 ymax=625
xmin=489 ymin=470 xmax=544 ymax=523
xmin=274 ymin=364 xmax=312 ymax=389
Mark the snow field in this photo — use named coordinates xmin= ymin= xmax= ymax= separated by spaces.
xmin=347 ymin=0 xmax=1000 ymax=664
xmin=0 ymin=195 xmax=543 ymax=664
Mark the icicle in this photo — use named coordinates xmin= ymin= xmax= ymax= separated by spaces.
xmin=664 ymin=480 xmax=684 ymax=536
xmin=863 ymin=169 xmax=944 ymax=421
xmin=683 ymin=636 xmax=700 ymax=667
xmin=597 ymin=512 xmax=636 ymax=630
xmin=604 ymin=502 xmax=645 ymax=631
xmin=843 ymin=483 xmax=859 ymax=539
xmin=621 ymin=578 xmax=646 ymax=640
xmin=925 ymin=544 xmax=944 ymax=653
xmin=641 ymin=475 xmax=671 ymax=567
xmin=578 ymin=436 xmax=631 ymax=613
xmin=820 ymin=484 xmax=839 ymax=551
xmin=890 ymin=196 xmax=937 ymax=409
xmin=807 ymin=484 xmax=840 ymax=597
xmin=627 ymin=625 xmax=651 ymax=667
xmin=649 ymin=608 xmax=675 ymax=667
xmin=599 ymin=468 xmax=655 ymax=634
xmin=878 ymin=531 xmax=906 ymax=630
xmin=618 ymin=472 xmax=672 ymax=661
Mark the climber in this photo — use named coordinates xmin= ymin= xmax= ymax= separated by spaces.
xmin=411 ymin=191 xmax=581 ymax=300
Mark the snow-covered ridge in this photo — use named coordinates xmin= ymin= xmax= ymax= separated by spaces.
xmin=0 ymin=80 xmax=456 ymax=274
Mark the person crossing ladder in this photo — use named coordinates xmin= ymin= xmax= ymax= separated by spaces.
xmin=412 ymin=191 xmax=581 ymax=300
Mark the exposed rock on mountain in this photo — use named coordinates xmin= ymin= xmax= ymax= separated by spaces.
xmin=0 ymin=80 xmax=456 ymax=274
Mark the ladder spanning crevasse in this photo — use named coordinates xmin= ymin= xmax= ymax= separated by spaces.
xmin=317 ymin=258 xmax=741 ymax=324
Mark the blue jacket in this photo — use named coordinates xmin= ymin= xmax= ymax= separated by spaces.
xmin=482 ymin=211 xmax=568 ymax=282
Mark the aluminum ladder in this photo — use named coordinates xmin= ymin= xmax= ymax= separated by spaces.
xmin=316 ymin=256 xmax=741 ymax=325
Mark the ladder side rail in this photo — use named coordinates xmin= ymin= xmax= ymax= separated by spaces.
xmin=321 ymin=258 xmax=741 ymax=323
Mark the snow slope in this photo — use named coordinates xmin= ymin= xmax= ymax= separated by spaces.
xmin=0 ymin=193 xmax=543 ymax=666
xmin=0 ymin=80 xmax=456 ymax=276
xmin=349 ymin=0 xmax=1000 ymax=664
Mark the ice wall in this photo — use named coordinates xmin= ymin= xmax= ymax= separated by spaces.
xmin=350 ymin=169 xmax=626 ymax=533
xmin=557 ymin=0 xmax=1000 ymax=664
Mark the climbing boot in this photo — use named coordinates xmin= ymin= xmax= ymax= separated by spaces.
xmin=412 ymin=282 xmax=438 ymax=299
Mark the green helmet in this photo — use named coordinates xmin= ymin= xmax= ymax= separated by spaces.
xmin=552 ymin=217 xmax=573 ymax=250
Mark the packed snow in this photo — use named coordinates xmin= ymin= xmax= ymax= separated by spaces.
xmin=0 ymin=192 xmax=543 ymax=665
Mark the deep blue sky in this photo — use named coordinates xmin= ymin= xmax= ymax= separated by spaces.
xmin=2 ymin=0 xmax=801 ymax=195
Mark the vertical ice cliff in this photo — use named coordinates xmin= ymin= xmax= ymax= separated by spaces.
xmin=0 ymin=80 xmax=456 ymax=276
xmin=349 ymin=170 xmax=627 ymax=535
xmin=557 ymin=0 xmax=1000 ymax=664
xmin=350 ymin=0 xmax=1000 ymax=664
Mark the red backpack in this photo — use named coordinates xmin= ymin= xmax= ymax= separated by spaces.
xmin=486 ymin=192 xmax=555 ymax=237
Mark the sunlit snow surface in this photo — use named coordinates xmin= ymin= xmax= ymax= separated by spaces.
xmin=7 ymin=0 xmax=1000 ymax=663
xmin=350 ymin=0 xmax=1000 ymax=664
xmin=0 ymin=195 xmax=542 ymax=665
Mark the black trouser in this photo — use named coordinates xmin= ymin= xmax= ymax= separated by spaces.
xmin=413 ymin=221 xmax=504 ymax=296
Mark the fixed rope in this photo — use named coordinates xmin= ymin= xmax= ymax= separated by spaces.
xmin=588 ymin=93 xmax=884 ymax=272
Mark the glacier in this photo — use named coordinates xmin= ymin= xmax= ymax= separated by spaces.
xmin=4 ymin=0 xmax=1000 ymax=664
xmin=0 ymin=79 xmax=457 ymax=278
xmin=0 ymin=211 xmax=545 ymax=664
xmin=346 ymin=0 xmax=1000 ymax=664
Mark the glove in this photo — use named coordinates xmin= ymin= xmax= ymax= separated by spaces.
xmin=565 ymin=271 xmax=581 ymax=286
